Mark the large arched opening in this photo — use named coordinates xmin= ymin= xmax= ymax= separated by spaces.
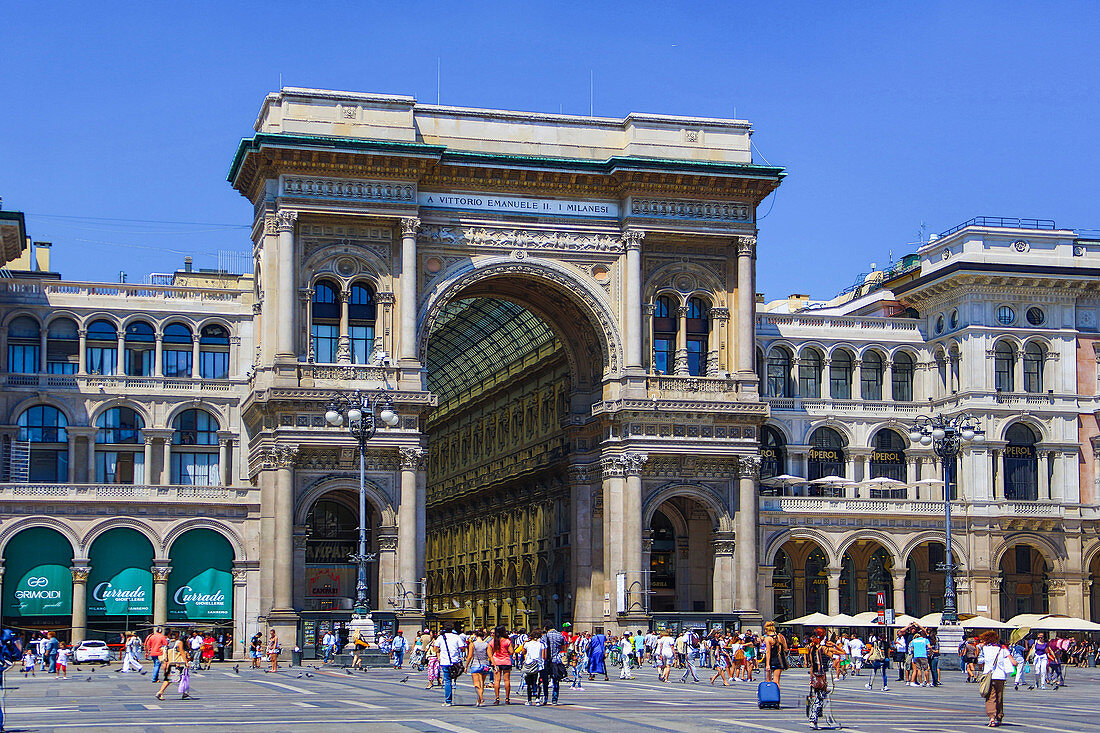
xmin=999 ymin=543 xmax=1050 ymax=619
xmin=2 ymin=527 xmax=75 ymax=641
xmin=646 ymin=496 xmax=716 ymax=613
xmin=86 ymin=528 xmax=155 ymax=639
xmin=420 ymin=264 xmax=615 ymax=627
xmin=839 ymin=540 xmax=894 ymax=615
xmin=770 ymin=538 xmax=830 ymax=619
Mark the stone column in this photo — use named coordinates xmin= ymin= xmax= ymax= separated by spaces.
xmin=144 ymin=436 xmax=155 ymax=485
xmin=152 ymin=565 xmax=172 ymax=627
xmin=822 ymin=358 xmax=833 ymax=399
xmin=337 ymin=288 xmax=351 ymax=363
xmin=994 ymin=450 xmax=1005 ymax=500
xmin=712 ymin=532 xmax=736 ymax=613
xmin=601 ymin=457 xmax=626 ymax=618
xmin=1051 ymin=451 xmax=1066 ymax=502
xmin=116 ymin=333 xmax=125 ymax=376
xmin=826 ymin=566 xmax=842 ymax=616
xmin=67 ymin=432 xmax=77 ymax=484
xmin=39 ymin=328 xmax=48 ymax=373
xmin=161 ymin=438 xmax=171 ymax=486
xmin=736 ymin=455 xmax=761 ymax=611
xmin=570 ymin=465 xmax=597 ymax=625
xmin=623 ymin=230 xmax=645 ymax=372
xmin=86 ymin=435 xmax=96 ymax=483
xmin=77 ymin=328 xmax=87 ymax=374
xmin=673 ymin=306 xmax=689 ymax=375
xmin=709 ymin=307 xmax=729 ymax=376
xmin=274 ymin=210 xmax=298 ymax=361
xmin=398 ymin=447 xmax=425 ymax=601
xmin=734 ymin=235 xmax=756 ymax=376
xmin=853 ymin=359 xmax=863 ymax=398
xmin=218 ymin=434 xmax=232 ymax=486
xmin=1039 ymin=451 xmax=1051 ymax=501
xmin=622 ymin=452 xmax=648 ymax=616
xmin=71 ymin=565 xmax=90 ymax=642
xmin=302 ymin=289 xmax=315 ymax=362
xmin=154 ymin=334 xmax=163 ymax=376
xmin=891 ymin=569 xmax=907 ymax=615
xmin=906 ymin=457 xmax=918 ymax=500
xmin=232 ymin=567 xmax=248 ymax=651
xmin=398 ymin=217 xmax=420 ymax=363
xmin=884 ymin=359 xmax=894 ymax=400
xmin=272 ymin=446 xmax=298 ymax=611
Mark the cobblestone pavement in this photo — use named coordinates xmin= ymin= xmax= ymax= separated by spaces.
xmin=1 ymin=660 xmax=1096 ymax=732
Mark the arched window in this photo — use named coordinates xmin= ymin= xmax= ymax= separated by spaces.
xmin=1004 ymin=423 xmax=1038 ymax=501
xmin=17 ymin=406 xmax=68 ymax=482
xmin=95 ymin=407 xmax=145 ymax=484
xmin=199 ymin=324 xmax=230 ymax=379
xmin=349 ymin=282 xmax=377 ymax=364
xmin=652 ymin=295 xmax=677 ymax=375
xmin=870 ymin=429 xmax=907 ymax=483
xmin=46 ymin=318 xmax=78 ymax=374
xmin=861 ymin=351 xmax=884 ymax=400
xmin=171 ymin=409 xmax=220 ymax=486
xmin=766 ymin=347 xmax=792 ymax=397
xmin=86 ymin=319 xmax=119 ymax=375
xmin=311 ymin=280 xmax=340 ymax=363
xmin=892 ymin=352 xmax=914 ymax=401
xmin=807 ymin=427 xmax=846 ymax=482
xmin=798 ymin=349 xmax=822 ymax=398
xmin=649 ymin=511 xmax=676 ymax=611
xmin=830 ymin=349 xmax=853 ymax=399
xmin=995 ymin=342 xmax=1015 ymax=392
xmin=685 ymin=297 xmax=709 ymax=376
xmin=760 ymin=425 xmax=787 ymax=483
xmin=124 ymin=321 xmax=155 ymax=376
xmin=7 ymin=316 xmax=40 ymax=374
xmin=1023 ymin=343 xmax=1045 ymax=393
xmin=755 ymin=347 xmax=766 ymax=386
xmin=162 ymin=323 xmax=193 ymax=377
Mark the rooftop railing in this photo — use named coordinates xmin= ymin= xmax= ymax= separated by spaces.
xmin=938 ymin=217 xmax=1057 ymax=238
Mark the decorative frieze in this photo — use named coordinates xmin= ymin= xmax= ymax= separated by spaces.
xmin=419 ymin=225 xmax=624 ymax=254
xmin=628 ymin=197 xmax=751 ymax=222
xmin=281 ymin=175 xmax=416 ymax=204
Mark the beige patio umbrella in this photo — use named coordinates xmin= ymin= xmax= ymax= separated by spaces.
xmin=780 ymin=612 xmax=833 ymax=627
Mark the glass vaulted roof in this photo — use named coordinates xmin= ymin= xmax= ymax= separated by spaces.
xmin=426 ymin=298 xmax=558 ymax=404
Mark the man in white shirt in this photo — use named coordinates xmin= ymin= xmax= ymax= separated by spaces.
xmin=848 ymin=635 xmax=865 ymax=676
xmin=321 ymin=631 xmax=336 ymax=664
xmin=679 ymin=629 xmax=700 ymax=683
xmin=189 ymin=632 xmax=203 ymax=669
xmin=433 ymin=623 xmax=467 ymax=706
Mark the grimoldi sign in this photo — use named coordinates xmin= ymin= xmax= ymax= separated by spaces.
xmin=9 ymin=565 xmax=71 ymax=617
xmin=418 ymin=192 xmax=619 ymax=218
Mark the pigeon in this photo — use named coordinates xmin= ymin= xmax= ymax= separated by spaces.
xmin=85 ymin=676 xmax=92 ymax=682
xmin=233 ymin=664 xmax=240 ymax=674
xmin=305 ymin=673 xmax=314 ymax=678
xmin=400 ymin=675 xmax=409 ymax=683
xmin=296 ymin=673 xmax=304 ymax=679
xmin=344 ymin=668 xmax=353 ymax=675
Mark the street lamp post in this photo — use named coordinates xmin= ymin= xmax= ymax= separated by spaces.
xmin=907 ymin=413 xmax=984 ymax=624
xmin=325 ymin=392 xmax=400 ymax=619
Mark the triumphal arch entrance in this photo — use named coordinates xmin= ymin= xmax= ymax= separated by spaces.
xmin=230 ymin=88 xmax=783 ymax=643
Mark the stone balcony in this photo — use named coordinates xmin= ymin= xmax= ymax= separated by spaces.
xmin=760 ymin=495 xmax=1073 ymax=519
xmin=3 ymin=373 xmax=240 ymax=394
xmin=766 ymin=396 xmax=922 ymax=415
xmin=0 ymin=279 xmax=248 ymax=306
xmin=0 ymin=483 xmax=258 ymax=507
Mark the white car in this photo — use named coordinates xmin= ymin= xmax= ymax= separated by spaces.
xmin=73 ymin=640 xmax=113 ymax=664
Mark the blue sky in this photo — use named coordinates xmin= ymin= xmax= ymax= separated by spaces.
xmin=2 ymin=1 xmax=1097 ymax=299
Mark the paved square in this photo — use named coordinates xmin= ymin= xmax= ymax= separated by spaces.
xmin=0 ymin=661 xmax=1095 ymax=732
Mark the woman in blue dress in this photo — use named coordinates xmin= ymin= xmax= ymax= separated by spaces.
xmin=587 ymin=632 xmax=608 ymax=680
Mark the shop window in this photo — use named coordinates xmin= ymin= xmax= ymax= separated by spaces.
xmin=1004 ymin=423 xmax=1038 ymax=501
xmin=807 ymin=427 xmax=846 ymax=483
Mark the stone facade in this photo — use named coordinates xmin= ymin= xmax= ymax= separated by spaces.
xmin=1 ymin=90 xmax=1098 ymax=648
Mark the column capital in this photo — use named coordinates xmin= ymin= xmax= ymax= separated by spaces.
xmin=152 ymin=566 xmax=172 ymax=583
xmin=275 ymin=209 xmax=298 ymax=233
xmin=266 ymin=444 xmax=299 ymax=469
xmin=399 ymin=446 xmax=426 ymax=470
xmin=231 ymin=567 xmax=248 ymax=585
xmin=400 ymin=217 xmax=421 ymax=236
xmin=621 ymin=229 xmax=645 ymax=250
xmin=735 ymin=234 xmax=757 ymax=257
xmin=622 ymin=451 xmax=649 ymax=476
xmin=738 ymin=454 xmax=762 ymax=478
xmin=71 ymin=566 xmax=91 ymax=583
xmin=710 ymin=306 xmax=731 ymax=322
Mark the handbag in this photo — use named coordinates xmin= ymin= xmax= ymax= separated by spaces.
xmin=521 ymin=659 xmax=541 ymax=675
xmin=810 ymin=673 xmax=828 ymax=691
xmin=979 ymin=648 xmax=1002 ymax=699
xmin=177 ymin=666 xmax=191 ymax=695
